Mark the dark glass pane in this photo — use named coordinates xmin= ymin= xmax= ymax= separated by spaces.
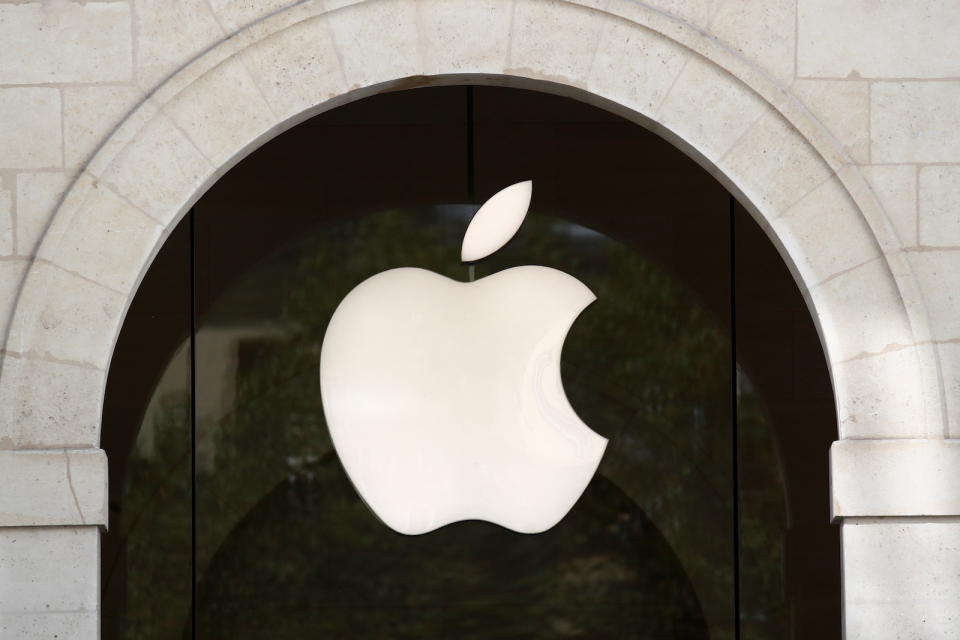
xmin=99 ymin=83 xmax=841 ymax=640
xmin=735 ymin=201 xmax=841 ymax=639
xmin=475 ymin=87 xmax=736 ymax=639
xmin=192 ymin=86 xmax=733 ymax=639
xmin=101 ymin=217 xmax=192 ymax=639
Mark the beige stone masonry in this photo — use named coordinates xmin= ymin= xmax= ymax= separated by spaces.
xmin=586 ymin=8 xmax=690 ymax=117
xmin=941 ymin=342 xmax=960 ymax=437
xmin=327 ymin=0 xmax=421 ymax=88
xmin=163 ymin=60 xmax=278 ymax=169
xmin=0 ymin=177 xmax=11 ymax=256
xmin=135 ymin=0 xmax=224 ymax=90
xmin=872 ymin=82 xmax=960 ymax=164
xmin=14 ymin=172 xmax=72 ymax=258
xmin=239 ymin=15 xmax=346 ymax=122
xmin=919 ymin=166 xmax=960 ymax=248
xmin=842 ymin=519 xmax=960 ymax=640
xmin=208 ymin=0 xmax=295 ymax=32
xmin=0 ymin=449 xmax=108 ymax=527
xmin=0 ymin=0 xmax=943 ymax=456
xmin=0 ymin=527 xmax=100 ymax=621
xmin=93 ymin=113 xmax=213 ymax=226
xmin=905 ymin=249 xmax=960 ymax=344
xmin=0 ymin=89 xmax=61 ymax=170
xmin=861 ymin=165 xmax=917 ymax=248
xmin=418 ymin=0 xmax=514 ymax=76
xmin=511 ymin=0 xmax=610 ymax=87
xmin=710 ymin=0 xmax=795 ymax=85
xmin=832 ymin=344 xmax=942 ymax=440
xmin=798 ymin=0 xmax=960 ymax=79
xmin=0 ymin=260 xmax=28 ymax=340
xmin=63 ymin=85 xmax=144 ymax=170
xmin=0 ymin=1 xmax=957 ymax=638
xmin=0 ymin=2 xmax=132 ymax=84
xmin=791 ymin=79 xmax=869 ymax=165
xmin=0 ymin=355 xmax=103 ymax=449
xmin=831 ymin=439 xmax=960 ymax=518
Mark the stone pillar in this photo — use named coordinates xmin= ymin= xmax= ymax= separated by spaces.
xmin=0 ymin=449 xmax=107 ymax=638
xmin=831 ymin=439 xmax=960 ymax=639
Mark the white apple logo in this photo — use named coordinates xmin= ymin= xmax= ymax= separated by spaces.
xmin=319 ymin=181 xmax=607 ymax=535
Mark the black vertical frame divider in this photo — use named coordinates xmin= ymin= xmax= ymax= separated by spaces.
xmin=466 ymin=86 xmax=476 ymax=203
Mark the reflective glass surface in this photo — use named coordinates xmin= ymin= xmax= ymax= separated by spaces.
xmin=101 ymin=85 xmax=840 ymax=639
xmin=101 ymin=220 xmax=192 ymax=639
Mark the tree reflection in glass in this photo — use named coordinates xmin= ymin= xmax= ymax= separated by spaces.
xmin=185 ymin=206 xmax=744 ymax=639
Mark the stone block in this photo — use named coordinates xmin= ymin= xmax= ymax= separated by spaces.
xmin=64 ymin=85 xmax=144 ymax=169
xmin=639 ymin=0 xmax=721 ymax=29
xmin=832 ymin=345 xmax=938 ymax=439
xmin=0 ymin=176 xmax=11 ymax=256
xmin=860 ymin=165 xmax=917 ymax=248
xmin=0 ymin=2 xmax=132 ymax=84
xmin=97 ymin=113 xmax=212 ymax=226
xmin=209 ymin=0 xmax=293 ymax=32
xmin=798 ymin=0 xmax=960 ymax=78
xmin=940 ymin=342 xmax=960 ymax=438
xmin=919 ymin=166 xmax=960 ymax=247
xmin=658 ymin=54 xmax=767 ymax=163
xmin=791 ymin=79 xmax=870 ymax=164
xmin=164 ymin=59 xmax=277 ymax=168
xmin=845 ymin=600 xmax=960 ymax=640
xmin=872 ymin=81 xmax=960 ymax=163
xmin=723 ymin=109 xmax=833 ymax=218
xmin=905 ymin=249 xmax=960 ymax=343
xmin=240 ymin=15 xmax=345 ymax=122
xmin=0 ymin=356 xmax=103 ymax=449
xmin=326 ymin=0 xmax=420 ymax=90
xmin=136 ymin=0 xmax=224 ymax=90
xmin=842 ymin=519 xmax=960 ymax=639
xmin=14 ymin=171 xmax=72 ymax=257
xmin=510 ymin=0 xmax=608 ymax=88
xmin=809 ymin=258 xmax=913 ymax=362
xmin=0 ymin=449 xmax=108 ymax=527
xmin=832 ymin=439 xmax=960 ymax=517
xmin=0 ymin=526 xmax=99 ymax=613
xmin=5 ymin=261 xmax=125 ymax=369
xmin=0 ymin=89 xmax=61 ymax=170
xmin=586 ymin=12 xmax=689 ymax=119
xmin=710 ymin=0 xmax=795 ymax=85
xmin=772 ymin=175 xmax=879 ymax=286
xmin=419 ymin=0 xmax=513 ymax=76
xmin=39 ymin=179 xmax=161 ymax=294
xmin=0 ymin=259 xmax=29 ymax=342
xmin=0 ymin=611 xmax=98 ymax=640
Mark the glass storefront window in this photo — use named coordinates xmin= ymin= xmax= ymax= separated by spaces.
xmin=102 ymin=85 xmax=840 ymax=639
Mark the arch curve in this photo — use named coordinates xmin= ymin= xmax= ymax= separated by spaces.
xmin=0 ymin=0 xmax=943 ymax=452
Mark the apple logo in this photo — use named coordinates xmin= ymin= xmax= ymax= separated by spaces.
xmin=319 ymin=181 xmax=608 ymax=535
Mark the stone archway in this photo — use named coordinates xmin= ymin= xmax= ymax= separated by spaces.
xmin=2 ymin=0 xmax=940 ymax=450
xmin=0 ymin=0 xmax=947 ymax=633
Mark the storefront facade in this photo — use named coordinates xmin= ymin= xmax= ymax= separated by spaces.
xmin=0 ymin=1 xmax=958 ymax=638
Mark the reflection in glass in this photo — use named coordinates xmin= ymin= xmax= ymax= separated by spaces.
xmin=100 ymin=85 xmax=840 ymax=640
xmin=100 ymin=221 xmax=192 ymax=640
xmin=193 ymin=206 xmax=733 ymax=638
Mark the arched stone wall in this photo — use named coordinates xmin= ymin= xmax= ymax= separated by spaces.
xmin=1 ymin=2 xmax=957 ymax=638
xmin=0 ymin=0 xmax=942 ymax=451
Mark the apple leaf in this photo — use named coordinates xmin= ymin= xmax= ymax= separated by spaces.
xmin=461 ymin=180 xmax=532 ymax=262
